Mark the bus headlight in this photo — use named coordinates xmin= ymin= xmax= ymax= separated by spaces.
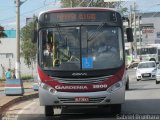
xmin=107 ymin=81 xmax=123 ymax=93
xmin=40 ymin=82 xmax=57 ymax=94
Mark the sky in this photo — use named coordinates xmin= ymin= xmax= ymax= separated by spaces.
xmin=0 ymin=0 xmax=160 ymax=30
xmin=0 ymin=0 xmax=60 ymax=29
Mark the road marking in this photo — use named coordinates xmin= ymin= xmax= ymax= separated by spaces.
xmin=18 ymin=100 xmax=37 ymax=114
xmin=14 ymin=99 xmax=37 ymax=119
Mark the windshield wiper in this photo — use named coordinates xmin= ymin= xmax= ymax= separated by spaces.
xmin=87 ymin=22 xmax=106 ymax=42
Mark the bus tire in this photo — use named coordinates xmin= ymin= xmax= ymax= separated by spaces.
xmin=137 ymin=79 xmax=140 ymax=81
xmin=125 ymin=78 xmax=129 ymax=90
xmin=45 ymin=106 xmax=54 ymax=116
xmin=110 ymin=104 xmax=121 ymax=114
xmin=156 ymin=80 xmax=159 ymax=84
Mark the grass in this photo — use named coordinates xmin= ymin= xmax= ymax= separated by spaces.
xmin=0 ymin=75 xmax=33 ymax=81
xmin=21 ymin=75 xmax=33 ymax=80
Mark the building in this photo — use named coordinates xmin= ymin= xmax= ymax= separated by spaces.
xmin=141 ymin=12 xmax=160 ymax=44
xmin=125 ymin=12 xmax=160 ymax=59
xmin=4 ymin=30 xmax=16 ymax=38
xmin=0 ymin=30 xmax=36 ymax=79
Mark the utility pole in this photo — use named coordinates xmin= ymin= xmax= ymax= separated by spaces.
xmin=70 ymin=0 xmax=73 ymax=7
xmin=15 ymin=0 xmax=20 ymax=79
xmin=133 ymin=2 xmax=137 ymax=59
xmin=138 ymin=15 xmax=142 ymax=61
xmin=129 ymin=5 xmax=133 ymax=61
xmin=129 ymin=5 xmax=132 ymax=28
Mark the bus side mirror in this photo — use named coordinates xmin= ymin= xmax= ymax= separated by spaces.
xmin=32 ymin=18 xmax=38 ymax=43
xmin=32 ymin=30 xmax=37 ymax=43
xmin=126 ymin=28 xmax=133 ymax=42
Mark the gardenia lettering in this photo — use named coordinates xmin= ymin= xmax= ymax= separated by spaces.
xmin=55 ymin=85 xmax=88 ymax=90
xmin=55 ymin=84 xmax=108 ymax=90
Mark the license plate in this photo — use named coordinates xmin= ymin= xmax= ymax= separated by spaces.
xmin=143 ymin=73 xmax=150 ymax=76
xmin=75 ymin=97 xmax=89 ymax=102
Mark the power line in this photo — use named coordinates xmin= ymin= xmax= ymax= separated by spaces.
xmin=77 ymin=0 xmax=85 ymax=7
xmin=0 ymin=1 xmax=57 ymax=23
xmin=87 ymin=0 xmax=93 ymax=7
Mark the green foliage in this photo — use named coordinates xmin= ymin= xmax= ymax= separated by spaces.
xmin=21 ymin=75 xmax=33 ymax=80
xmin=0 ymin=32 xmax=7 ymax=38
xmin=20 ymin=18 xmax=37 ymax=67
xmin=60 ymin=0 xmax=109 ymax=8
xmin=0 ymin=75 xmax=33 ymax=80
xmin=0 ymin=78 xmax=5 ymax=81
xmin=0 ymin=25 xmax=7 ymax=38
xmin=60 ymin=0 xmax=128 ymax=15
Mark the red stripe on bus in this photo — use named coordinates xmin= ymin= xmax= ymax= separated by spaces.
xmin=47 ymin=8 xmax=114 ymax=13
xmin=38 ymin=65 xmax=125 ymax=92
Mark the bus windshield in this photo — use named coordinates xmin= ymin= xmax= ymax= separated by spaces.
xmin=39 ymin=26 xmax=123 ymax=71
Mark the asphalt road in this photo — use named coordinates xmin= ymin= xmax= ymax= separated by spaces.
xmin=2 ymin=69 xmax=160 ymax=120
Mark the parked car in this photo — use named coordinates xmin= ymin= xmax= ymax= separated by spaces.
xmin=32 ymin=76 xmax=39 ymax=91
xmin=136 ymin=61 xmax=157 ymax=81
xmin=156 ymin=64 xmax=160 ymax=84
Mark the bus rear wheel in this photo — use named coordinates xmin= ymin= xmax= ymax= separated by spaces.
xmin=125 ymin=78 xmax=129 ymax=90
xmin=45 ymin=106 xmax=54 ymax=116
xmin=156 ymin=80 xmax=160 ymax=84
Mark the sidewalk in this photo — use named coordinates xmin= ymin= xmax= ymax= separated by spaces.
xmin=0 ymin=81 xmax=38 ymax=118
xmin=0 ymin=81 xmax=33 ymax=91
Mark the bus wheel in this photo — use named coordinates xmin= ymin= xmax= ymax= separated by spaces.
xmin=110 ymin=104 xmax=121 ymax=114
xmin=45 ymin=106 xmax=54 ymax=116
xmin=137 ymin=79 xmax=140 ymax=81
xmin=125 ymin=79 xmax=129 ymax=90
xmin=156 ymin=80 xmax=159 ymax=84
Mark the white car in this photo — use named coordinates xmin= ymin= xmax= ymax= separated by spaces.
xmin=156 ymin=64 xmax=160 ymax=84
xmin=136 ymin=61 xmax=157 ymax=81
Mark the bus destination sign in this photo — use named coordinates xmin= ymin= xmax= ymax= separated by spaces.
xmin=44 ymin=11 xmax=118 ymax=23
xmin=56 ymin=13 xmax=96 ymax=22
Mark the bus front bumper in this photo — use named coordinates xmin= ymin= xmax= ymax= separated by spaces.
xmin=39 ymin=81 xmax=125 ymax=106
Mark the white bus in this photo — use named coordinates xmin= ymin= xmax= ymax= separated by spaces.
xmin=137 ymin=44 xmax=160 ymax=62
xmin=32 ymin=7 xmax=133 ymax=116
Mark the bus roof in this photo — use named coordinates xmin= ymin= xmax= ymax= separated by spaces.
xmin=39 ymin=7 xmax=117 ymax=16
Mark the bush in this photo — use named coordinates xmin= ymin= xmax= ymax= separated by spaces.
xmin=21 ymin=75 xmax=33 ymax=80
xmin=0 ymin=75 xmax=33 ymax=81
xmin=0 ymin=78 xmax=5 ymax=81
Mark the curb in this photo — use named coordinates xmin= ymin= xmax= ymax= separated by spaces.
xmin=0 ymin=92 xmax=38 ymax=119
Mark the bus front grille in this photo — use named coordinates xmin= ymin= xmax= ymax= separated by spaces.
xmin=58 ymin=97 xmax=106 ymax=103
xmin=52 ymin=75 xmax=112 ymax=84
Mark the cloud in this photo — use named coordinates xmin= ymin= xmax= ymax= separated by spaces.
xmin=3 ymin=21 xmax=16 ymax=29
xmin=7 ymin=22 xmax=16 ymax=26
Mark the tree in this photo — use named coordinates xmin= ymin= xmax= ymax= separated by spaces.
xmin=20 ymin=18 xmax=37 ymax=67
xmin=60 ymin=0 xmax=128 ymax=15
xmin=0 ymin=25 xmax=7 ymax=38
xmin=61 ymin=0 xmax=111 ymax=8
